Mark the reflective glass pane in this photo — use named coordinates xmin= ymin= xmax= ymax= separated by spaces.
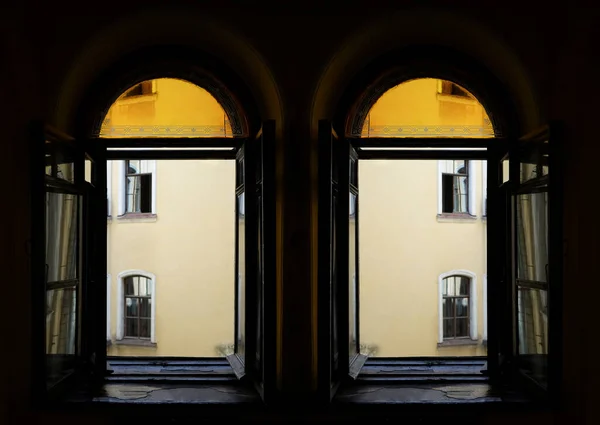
xmin=85 ymin=158 xmax=93 ymax=184
xmin=46 ymin=287 xmax=77 ymax=387
xmin=126 ymin=297 xmax=139 ymax=317
xmin=126 ymin=318 xmax=139 ymax=338
xmin=445 ymin=277 xmax=455 ymax=296
xmin=140 ymin=298 xmax=151 ymax=318
xmin=520 ymin=142 xmax=548 ymax=184
xmin=140 ymin=319 xmax=151 ymax=338
xmin=443 ymin=319 xmax=454 ymax=338
xmin=349 ymin=192 xmax=358 ymax=357
xmin=456 ymin=318 xmax=469 ymax=337
xmin=442 ymin=298 xmax=454 ymax=318
xmin=517 ymin=287 xmax=548 ymax=355
xmin=453 ymin=176 xmax=468 ymax=213
xmin=456 ymin=276 xmax=469 ymax=295
xmin=125 ymin=277 xmax=136 ymax=295
xmin=138 ymin=277 xmax=150 ymax=296
xmin=502 ymin=158 xmax=510 ymax=183
xmin=46 ymin=287 xmax=77 ymax=355
xmin=236 ymin=192 xmax=246 ymax=358
xmin=516 ymin=192 xmax=549 ymax=282
xmin=45 ymin=192 xmax=79 ymax=282
xmin=456 ymin=297 xmax=469 ymax=317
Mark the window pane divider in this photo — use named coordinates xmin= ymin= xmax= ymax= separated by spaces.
xmin=46 ymin=279 xmax=79 ymax=290
xmin=516 ymin=279 xmax=548 ymax=290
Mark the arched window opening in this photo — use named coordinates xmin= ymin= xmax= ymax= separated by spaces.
xmin=319 ymin=61 xmax=560 ymax=402
xmin=37 ymin=61 xmax=274 ymax=402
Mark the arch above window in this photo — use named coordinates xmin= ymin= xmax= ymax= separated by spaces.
xmin=334 ymin=46 xmax=523 ymax=138
xmin=99 ymin=78 xmax=235 ymax=138
xmin=360 ymin=78 xmax=494 ymax=138
xmin=437 ymin=270 xmax=478 ymax=344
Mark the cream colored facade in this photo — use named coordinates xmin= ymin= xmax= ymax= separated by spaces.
xmin=103 ymin=77 xmax=491 ymax=358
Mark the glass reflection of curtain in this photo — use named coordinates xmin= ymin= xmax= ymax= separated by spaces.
xmin=454 ymin=176 xmax=468 ymax=213
xmin=517 ymin=193 xmax=549 ymax=355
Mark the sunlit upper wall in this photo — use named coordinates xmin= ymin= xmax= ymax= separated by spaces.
xmin=99 ymin=78 xmax=233 ymax=137
xmin=361 ymin=78 xmax=494 ymax=138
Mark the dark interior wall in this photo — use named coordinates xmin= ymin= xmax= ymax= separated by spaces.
xmin=2 ymin=1 xmax=599 ymax=423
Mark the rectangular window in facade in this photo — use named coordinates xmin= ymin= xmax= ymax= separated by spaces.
xmin=442 ymin=275 xmax=471 ymax=339
xmin=125 ymin=160 xmax=152 ymax=213
xmin=441 ymin=160 xmax=469 ymax=214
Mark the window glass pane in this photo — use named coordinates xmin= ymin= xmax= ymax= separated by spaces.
xmin=125 ymin=318 xmax=139 ymax=338
xmin=349 ymin=192 xmax=358 ymax=357
xmin=56 ymin=155 xmax=75 ymax=183
xmin=127 ymin=160 xmax=141 ymax=174
xmin=517 ymin=287 xmax=548 ymax=385
xmin=45 ymin=192 xmax=79 ymax=282
xmin=453 ymin=176 xmax=468 ymax=213
xmin=443 ymin=319 xmax=454 ymax=338
xmin=520 ymin=142 xmax=548 ymax=184
xmin=502 ymin=158 xmax=510 ymax=183
xmin=126 ymin=297 xmax=139 ymax=317
xmin=456 ymin=276 xmax=469 ymax=295
xmin=46 ymin=287 xmax=77 ymax=387
xmin=456 ymin=318 xmax=469 ymax=337
xmin=140 ymin=319 xmax=151 ymax=339
xmin=516 ymin=192 xmax=548 ymax=282
xmin=138 ymin=277 xmax=150 ymax=296
xmin=85 ymin=158 xmax=93 ymax=184
xmin=442 ymin=298 xmax=454 ymax=318
xmin=236 ymin=192 xmax=246 ymax=359
xmin=125 ymin=277 xmax=136 ymax=295
xmin=446 ymin=278 xmax=455 ymax=296
xmin=453 ymin=160 xmax=467 ymax=174
xmin=139 ymin=298 xmax=151 ymax=318
xmin=456 ymin=297 xmax=469 ymax=317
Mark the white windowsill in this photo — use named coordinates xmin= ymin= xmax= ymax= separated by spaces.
xmin=117 ymin=213 xmax=158 ymax=223
xmin=436 ymin=213 xmax=478 ymax=223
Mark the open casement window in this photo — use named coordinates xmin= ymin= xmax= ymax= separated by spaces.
xmin=487 ymin=124 xmax=562 ymax=402
xmin=319 ymin=116 xmax=563 ymax=404
xmin=97 ymin=119 xmax=274 ymax=404
xmin=497 ymin=125 xmax=562 ymax=401
xmin=318 ymin=120 xmax=368 ymax=402
xmin=229 ymin=121 xmax=276 ymax=401
xmin=30 ymin=123 xmax=106 ymax=403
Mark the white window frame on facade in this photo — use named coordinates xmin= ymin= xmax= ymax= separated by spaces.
xmin=437 ymin=270 xmax=478 ymax=343
xmin=107 ymin=161 xmax=113 ymax=216
xmin=482 ymin=160 xmax=487 ymax=217
xmin=117 ymin=160 xmax=157 ymax=216
xmin=437 ymin=160 xmax=477 ymax=217
xmin=116 ymin=270 xmax=156 ymax=343
xmin=483 ymin=274 xmax=487 ymax=341
xmin=107 ymin=274 xmax=111 ymax=341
